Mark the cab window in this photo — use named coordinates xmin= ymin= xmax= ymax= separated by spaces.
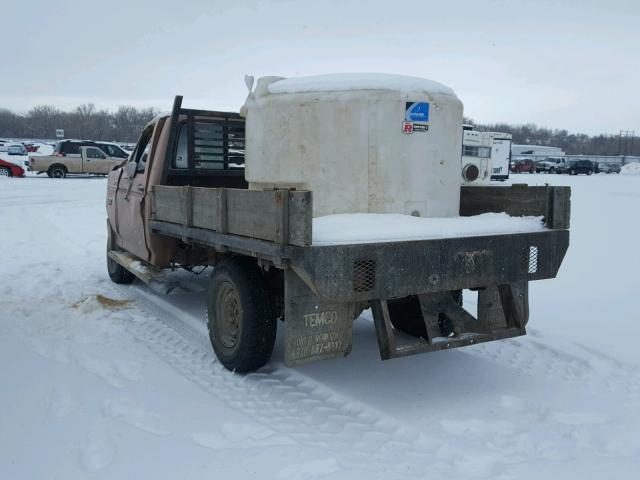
xmin=86 ymin=147 xmax=106 ymax=159
xmin=100 ymin=144 xmax=127 ymax=158
xmin=131 ymin=126 xmax=153 ymax=174
xmin=173 ymin=123 xmax=189 ymax=169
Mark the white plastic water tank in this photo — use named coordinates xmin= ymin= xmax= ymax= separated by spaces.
xmin=240 ymin=73 xmax=463 ymax=218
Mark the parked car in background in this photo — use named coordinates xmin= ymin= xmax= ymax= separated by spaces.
xmin=536 ymin=156 xmax=568 ymax=173
xmin=25 ymin=143 xmax=40 ymax=153
xmin=558 ymin=160 xmax=594 ymax=175
xmin=510 ymin=159 xmax=536 ymax=173
xmin=7 ymin=144 xmax=28 ymax=156
xmin=28 ymin=146 xmax=124 ymax=178
xmin=53 ymin=140 xmax=129 ymax=159
xmin=0 ymin=141 xmax=9 ymax=152
xmin=597 ymin=162 xmax=621 ymax=174
xmin=0 ymin=158 xmax=25 ymax=177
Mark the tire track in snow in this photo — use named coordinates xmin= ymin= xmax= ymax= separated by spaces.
xmin=120 ymin=286 xmax=451 ymax=478
xmin=466 ymin=334 xmax=640 ymax=394
xmin=121 ymin=278 xmax=640 ymax=477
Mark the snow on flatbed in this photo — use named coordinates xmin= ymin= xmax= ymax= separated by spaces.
xmin=1 ymin=173 xmax=640 ymax=479
xmin=312 ymin=212 xmax=544 ymax=245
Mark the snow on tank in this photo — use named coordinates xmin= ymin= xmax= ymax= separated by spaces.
xmin=267 ymin=73 xmax=457 ymax=96
xmin=241 ymin=73 xmax=464 ymax=218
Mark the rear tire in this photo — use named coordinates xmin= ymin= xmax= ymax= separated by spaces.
xmin=587 ymin=169 xmax=593 ymax=175
xmin=207 ymin=258 xmax=276 ymax=373
xmin=49 ymin=165 xmax=67 ymax=178
xmin=107 ymin=227 xmax=135 ymax=284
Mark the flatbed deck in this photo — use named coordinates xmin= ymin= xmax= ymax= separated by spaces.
xmin=136 ymin=183 xmax=571 ymax=366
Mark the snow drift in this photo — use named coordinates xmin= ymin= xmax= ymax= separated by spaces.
xmin=621 ymin=162 xmax=640 ymax=175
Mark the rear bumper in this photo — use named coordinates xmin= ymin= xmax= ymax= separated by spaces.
xmin=285 ymin=229 xmax=568 ymax=366
xmin=289 ymin=229 xmax=569 ymax=302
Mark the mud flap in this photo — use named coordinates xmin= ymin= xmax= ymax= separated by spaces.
xmin=284 ymin=269 xmax=354 ymax=367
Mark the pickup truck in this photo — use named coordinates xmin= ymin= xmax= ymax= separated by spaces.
xmin=28 ymin=146 xmax=124 ymax=178
xmin=106 ymin=96 xmax=570 ymax=373
xmin=536 ymin=156 xmax=568 ymax=173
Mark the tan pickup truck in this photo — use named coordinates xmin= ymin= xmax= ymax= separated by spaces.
xmin=106 ymin=96 xmax=570 ymax=373
xmin=28 ymin=146 xmax=124 ymax=178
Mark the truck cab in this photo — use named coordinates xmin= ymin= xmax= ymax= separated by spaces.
xmin=106 ymin=101 xmax=246 ymax=266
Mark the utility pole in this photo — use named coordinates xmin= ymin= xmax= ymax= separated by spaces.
xmin=617 ymin=130 xmax=634 ymax=163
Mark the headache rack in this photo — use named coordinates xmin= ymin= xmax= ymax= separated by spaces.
xmin=161 ymin=95 xmax=246 ymax=186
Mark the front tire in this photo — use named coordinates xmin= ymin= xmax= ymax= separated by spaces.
xmin=107 ymin=227 xmax=135 ymax=284
xmin=0 ymin=167 xmax=11 ymax=177
xmin=207 ymin=258 xmax=276 ymax=373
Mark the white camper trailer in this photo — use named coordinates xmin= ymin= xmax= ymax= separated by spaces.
xmin=461 ymin=126 xmax=512 ymax=184
xmin=489 ymin=133 xmax=512 ymax=181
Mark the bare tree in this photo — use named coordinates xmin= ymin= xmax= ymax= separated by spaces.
xmin=0 ymin=104 xmax=158 ymax=142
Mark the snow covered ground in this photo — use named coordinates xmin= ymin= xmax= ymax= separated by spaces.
xmin=1 ymin=172 xmax=639 ymax=479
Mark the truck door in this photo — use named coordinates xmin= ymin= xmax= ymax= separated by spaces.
xmin=114 ymin=125 xmax=153 ymax=261
xmin=491 ymin=137 xmax=511 ymax=180
xmin=64 ymin=143 xmax=84 ymax=174
xmin=81 ymin=146 xmax=112 ymax=174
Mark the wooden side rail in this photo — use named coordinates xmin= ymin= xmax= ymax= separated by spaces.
xmin=150 ymin=186 xmax=313 ymax=247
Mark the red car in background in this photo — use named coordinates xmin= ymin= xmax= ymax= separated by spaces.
xmin=0 ymin=158 xmax=25 ymax=177
xmin=510 ymin=159 xmax=536 ymax=173
xmin=25 ymin=144 xmax=40 ymax=153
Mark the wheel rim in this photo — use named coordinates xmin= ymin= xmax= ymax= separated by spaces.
xmin=216 ymin=281 xmax=243 ymax=349
xmin=53 ymin=169 xmax=63 ymax=178
xmin=0 ymin=168 xmax=9 ymax=177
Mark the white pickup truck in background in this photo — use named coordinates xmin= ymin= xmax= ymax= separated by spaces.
xmin=28 ymin=146 xmax=124 ymax=178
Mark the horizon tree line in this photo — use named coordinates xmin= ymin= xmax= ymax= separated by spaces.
xmin=0 ymin=104 xmax=637 ymax=156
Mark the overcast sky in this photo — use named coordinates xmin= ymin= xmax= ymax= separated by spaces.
xmin=3 ymin=0 xmax=638 ymax=134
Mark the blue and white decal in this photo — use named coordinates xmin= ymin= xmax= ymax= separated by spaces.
xmin=405 ymin=102 xmax=430 ymax=122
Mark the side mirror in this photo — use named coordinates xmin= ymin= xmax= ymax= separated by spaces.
xmin=125 ymin=161 xmax=137 ymax=178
